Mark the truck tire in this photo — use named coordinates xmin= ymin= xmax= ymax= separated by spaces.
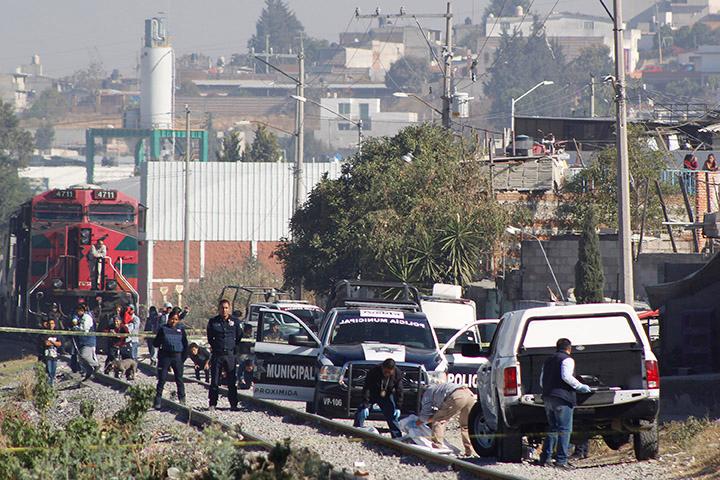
xmin=468 ymin=402 xmax=497 ymax=457
xmin=633 ymin=420 xmax=659 ymax=460
xmin=603 ymin=433 xmax=630 ymax=450
xmin=497 ymin=409 xmax=523 ymax=463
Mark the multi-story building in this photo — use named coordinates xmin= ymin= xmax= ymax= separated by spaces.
xmin=480 ymin=10 xmax=642 ymax=72
xmin=315 ymin=97 xmax=417 ymax=151
xmin=0 ymin=72 xmax=28 ymax=111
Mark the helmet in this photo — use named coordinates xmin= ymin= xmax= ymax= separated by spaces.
xmin=164 ymin=302 xmax=173 ymax=308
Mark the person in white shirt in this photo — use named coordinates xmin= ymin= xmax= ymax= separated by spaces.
xmin=88 ymin=239 xmax=107 ymax=288
xmin=537 ymin=338 xmax=592 ymax=469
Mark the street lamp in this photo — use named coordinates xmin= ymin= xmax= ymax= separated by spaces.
xmin=291 ymin=95 xmax=363 ymax=155
xmin=510 ymin=80 xmax=554 ymax=155
xmin=506 ymin=226 xmax=566 ymax=302
xmin=393 ymin=91 xmax=442 ymax=121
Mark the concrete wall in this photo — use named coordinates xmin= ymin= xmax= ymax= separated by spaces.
xmin=519 ymin=234 xmax=708 ymax=302
xmin=660 ymin=374 xmax=720 ymax=420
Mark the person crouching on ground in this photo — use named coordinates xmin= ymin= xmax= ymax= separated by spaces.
xmin=188 ymin=342 xmax=210 ymax=383
xmin=416 ymin=372 xmax=475 ymax=457
xmin=354 ymin=358 xmax=404 ymax=438
xmin=537 ymin=338 xmax=592 ymax=469
xmin=153 ymin=310 xmax=188 ymax=409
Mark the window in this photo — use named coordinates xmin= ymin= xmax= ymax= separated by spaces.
xmin=338 ymin=123 xmax=352 ymax=131
xmin=359 ymin=103 xmax=370 ymax=120
xmin=261 ymin=311 xmax=305 ymax=344
xmin=584 ymin=21 xmax=594 ymax=30
xmin=33 ymin=202 xmax=82 ymax=222
xmin=330 ymin=311 xmax=435 ymax=349
xmin=521 ymin=315 xmax=638 ymax=349
xmin=338 ymin=102 xmax=351 ymax=115
xmin=88 ymin=203 xmax=135 ymax=224
xmin=500 ymin=22 xmax=510 ymax=31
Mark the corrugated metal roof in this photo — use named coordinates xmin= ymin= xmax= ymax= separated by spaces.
xmin=142 ymin=161 xmax=342 ymax=241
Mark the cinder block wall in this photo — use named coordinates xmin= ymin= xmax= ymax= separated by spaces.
xmin=519 ymin=235 xmax=707 ymax=302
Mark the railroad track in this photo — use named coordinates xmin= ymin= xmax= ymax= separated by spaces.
xmin=130 ymin=360 xmax=528 ymax=480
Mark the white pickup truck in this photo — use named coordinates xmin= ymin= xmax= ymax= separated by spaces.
xmin=465 ymin=303 xmax=660 ymax=462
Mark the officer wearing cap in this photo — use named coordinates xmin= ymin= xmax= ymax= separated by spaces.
xmin=206 ymin=299 xmax=241 ymax=411
xmin=153 ymin=309 xmax=188 ymax=409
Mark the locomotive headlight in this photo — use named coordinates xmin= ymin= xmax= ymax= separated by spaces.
xmin=106 ymin=280 xmax=118 ymax=290
xmin=80 ymin=228 xmax=92 ymax=245
xmin=52 ymin=279 xmax=63 ymax=289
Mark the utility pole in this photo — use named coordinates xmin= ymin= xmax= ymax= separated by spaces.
xmin=655 ymin=3 xmax=663 ymax=65
xmin=613 ymin=0 xmax=634 ymax=305
xmin=442 ymin=1 xmax=453 ymax=129
xmin=590 ymin=74 xmax=596 ymax=118
xmin=265 ymin=34 xmax=271 ymax=74
xmin=357 ymin=119 xmax=363 ymax=156
xmin=293 ymin=38 xmax=305 ymax=213
xmin=356 ymin=3 xmax=454 ymax=128
xmin=183 ymin=105 xmax=191 ymax=293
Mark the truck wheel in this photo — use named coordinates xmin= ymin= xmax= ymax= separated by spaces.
xmin=497 ymin=410 xmax=523 ymax=463
xmin=468 ymin=402 xmax=497 ymax=457
xmin=633 ymin=420 xmax=659 ymax=460
xmin=603 ymin=433 xmax=630 ymax=450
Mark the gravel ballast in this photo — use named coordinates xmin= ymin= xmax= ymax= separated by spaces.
xmin=124 ymin=355 xmax=677 ymax=480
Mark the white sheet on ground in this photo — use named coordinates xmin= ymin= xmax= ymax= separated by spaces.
xmin=397 ymin=415 xmax=460 ymax=455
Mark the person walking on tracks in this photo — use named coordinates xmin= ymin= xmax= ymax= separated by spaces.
xmin=354 ymin=358 xmax=404 ymax=438
xmin=74 ymin=304 xmax=99 ymax=381
xmin=206 ymin=299 xmax=241 ymax=411
xmin=153 ymin=310 xmax=188 ymax=409
xmin=417 ymin=373 xmax=475 ymax=456
xmin=537 ymin=338 xmax=592 ymax=469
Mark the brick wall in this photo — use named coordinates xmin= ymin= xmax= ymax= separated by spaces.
xmin=695 ymin=171 xmax=720 ymax=219
xmin=149 ymin=240 xmax=283 ymax=306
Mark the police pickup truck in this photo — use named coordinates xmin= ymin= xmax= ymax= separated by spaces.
xmin=465 ymin=303 xmax=660 ymax=462
xmin=251 ymin=280 xmax=447 ymax=418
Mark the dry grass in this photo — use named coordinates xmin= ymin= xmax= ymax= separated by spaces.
xmin=579 ymin=418 xmax=720 ymax=479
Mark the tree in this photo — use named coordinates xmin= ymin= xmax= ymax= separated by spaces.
xmin=276 ymin=124 xmax=511 ymax=294
xmin=216 ymin=131 xmax=243 ymax=162
xmin=0 ymin=102 xmax=32 ymax=227
xmin=558 ymin=125 xmax=667 ymax=230
xmin=65 ymin=60 xmax=105 ymax=92
xmin=484 ymin=0 xmax=531 ymax=19
xmin=564 ymin=45 xmax=615 ymax=116
xmin=244 ymin=126 xmax=281 ymax=162
xmin=248 ymin=0 xmax=304 ymax=55
xmin=177 ymin=80 xmax=201 ymax=97
xmin=385 ymin=56 xmax=432 ymax=94
xmin=483 ymin=24 xmax=566 ymax=126
xmin=574 ymin=207 xmax=604 ymax=304
xmin=25 ymin=89 xmax=68 ymax=121
xmin=35 ymin=123 xmax=55 ymax=151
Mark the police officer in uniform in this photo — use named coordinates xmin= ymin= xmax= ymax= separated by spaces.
xmin=153 ymin=309 xmax=188 ymax=409
xmin=207 ymin=299 xmax=241 ymax=411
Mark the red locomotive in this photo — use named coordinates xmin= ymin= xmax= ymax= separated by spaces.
xmin=1 ymin=185 xmax=142 ymax=326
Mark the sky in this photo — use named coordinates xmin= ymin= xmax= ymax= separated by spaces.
xmin=0 ymin=0 xmax=654 ymax=77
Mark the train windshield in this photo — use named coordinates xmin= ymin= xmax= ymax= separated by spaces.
xmin=88 ymin=204 xmax=135 ymax=223
xmin=33 ymin=202 xmax=83 ymax=221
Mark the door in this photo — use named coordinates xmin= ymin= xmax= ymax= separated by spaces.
xmin=440 ymin=320 xmax=496 ymax=393
xmin=478 ymin=317 xmax=507 ymax=430
xmin=253 ymin=308 xmax=321 ymax=402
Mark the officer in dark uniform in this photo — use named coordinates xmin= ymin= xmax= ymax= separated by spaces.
xmin=206 ymin=299 xmax=241 ymax=411
xmin=153 ymin=309 xmax=188 ymax=409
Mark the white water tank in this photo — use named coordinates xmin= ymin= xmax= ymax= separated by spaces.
xmin=140 ymin=17 xmax=173 ymax=129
